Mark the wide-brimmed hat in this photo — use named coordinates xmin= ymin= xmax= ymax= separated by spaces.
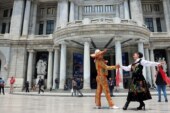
xmin=91 ymin=49 xmax=107 ymax=58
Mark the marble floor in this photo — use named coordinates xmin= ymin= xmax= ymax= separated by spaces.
xmin=0 ymin=94 xmax=169 ymax=113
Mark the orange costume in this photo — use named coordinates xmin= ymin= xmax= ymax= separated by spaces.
xmin=91 ymin=49 xmax=119 ymax=109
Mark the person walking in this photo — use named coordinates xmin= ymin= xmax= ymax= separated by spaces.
xmin=25 ymin=81 xmax=29 ymax=93
xmin=76 ymin=78 xmax=83 ymax=97
xmin=38 ymin=77 xmax=44 ymax=94
xmin=120 ymin=52 xmax=161 ymax=110
xmin=0 ymin=77 xmax=5 ymax=95
xmin=72 ymin=78 xmax=77 ymax=96
xmin=108 ymin=77 xmax=114 ymax=97
xmin=91 ymin=49 xmax=119 ymax=109
xmin=155 ymin=66 xmax=168 ymax=102
xmin=10 ymin=76 xmax=15 ymax=93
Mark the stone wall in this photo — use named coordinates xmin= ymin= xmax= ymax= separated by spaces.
xmin=0 ymin=46 xmax=11 ymax=81
xmin=8 ymin=45 xmax=27 ymax=87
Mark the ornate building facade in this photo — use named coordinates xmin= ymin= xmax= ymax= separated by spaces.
xmin=0 ymin=0 xmax=170 ymax=89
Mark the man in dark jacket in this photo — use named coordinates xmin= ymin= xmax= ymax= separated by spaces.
xmin=0 ymin=77 xmax=5 ymax=95
xmin=25 ymin=81 xmax=29 ymax=92
xmin=38 ymin=77 xmax=44 ymax=94
xmin=108 ymin=77 xmax=114 ymax=97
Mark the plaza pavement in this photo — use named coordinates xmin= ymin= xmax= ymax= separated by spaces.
xmin=0 ymin=92 xmax=170 ymax=113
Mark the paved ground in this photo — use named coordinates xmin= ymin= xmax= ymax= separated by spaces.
xmin=12 ymin=90 xmax=170 ymax=97
xmin=0 ymin=93 xmax=170 ymax=113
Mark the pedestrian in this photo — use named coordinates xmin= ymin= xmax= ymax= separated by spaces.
xmin=55 ymin=78 xmax=59 ymax=88
xmin=76 ymin=78 xmax=83 ymax=97
xmin=10 ymin=76 xmax=15 ymax=93
xmin=72 ymin=78 xmax=77 ymax=96
xmin=64 ymin=83 xmax=68 ymax=90
xmin=38 ymin=77 xmax=44 ymax=94
xmin=91 ymin=49 xmax=119 ymax=109
xmin=25 ymin=81 xmax=29 ymax=93
xmin=108 ymin=77 xmax=114 ymax=97
xmin=0 ymin=77 xmax=5 ymax=95
xmin=155 ymin=66 xmax=168 ymax=102
xmin=120 ymin=52 xmax=161 ymax=110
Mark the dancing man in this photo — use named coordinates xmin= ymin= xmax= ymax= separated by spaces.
xmin=91 ymin=49 xmax=119 ymax=109
xmin=120 ymin=52 xmax=161 ymax=110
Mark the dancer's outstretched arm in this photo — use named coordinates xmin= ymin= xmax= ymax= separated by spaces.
xmin=140 ymin=59 xmax=160 ymax=67
xmin=121 ymin=65 xmax=131 ymax=71
xmin=100 ymin=60 xmax=117 ymax=70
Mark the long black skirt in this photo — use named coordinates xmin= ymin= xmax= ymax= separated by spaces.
xmin=127 ymin=76 xmax=152 ymax=102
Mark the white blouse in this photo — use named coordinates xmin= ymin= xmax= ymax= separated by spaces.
xmin=121 ymin=58 xmax=160 ymax=71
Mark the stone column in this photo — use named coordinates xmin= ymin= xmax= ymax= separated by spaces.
xmin=55 ymin=2 xmax=61 ymax=30
xmin=130 ymin=0 xmax=143 ymax=25
xmin=43 ymin=21 xmax=46 ymax=35
xmin=27 ymin=50 xmax=34 ymax=88
xmin=124 ymin=0 xmax=130 ymax=19
xmin=10 ymin=0 xmax=24 ymax=39
xmin=31 ymin=1 xmax=37 ymax=35
xmin=78 ymin=6 xmax=83 ymax=20
xmin=59 ymin=42 xmax=67 ymax=89
xmin=115 ymin=38 xmax=123 ymax=89
xmin=138 ymin=41 xmax=147 ymax=79
xmin=69 ymin=2 xmax=75 ymax=22
xmin=144 ymin=48 xmax=152 ymax=85
xmin=52 ymin=48 xmax=60 ymax=89
xmin=153 ymin=18 xmax=157 ymax=32
xmin=83 ymin=41 xmax=91 ymax=89
xmin=116 ymin=4 xmax=120 ymax=17
xmin=47 ymin=49 xmax=53 ymax=89
xmin=119 ymin=3 xmax=124 ymax=19
xmin=163 ymin=0 xmax=170 ymax=33
xmin=74 ymin=4 xmax=79 ymax=20
xmin=150 ymin=48 xmax=156 ymax=87
xmin=59 ymin=0 xmax=68 ymax=28
xmin=22 ymin=0 xmax=31 ymax=36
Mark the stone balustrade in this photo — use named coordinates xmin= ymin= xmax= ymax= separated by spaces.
xmin=57 ymin=18 xmax=148 ymax=30
xmin=150 ymin=32 xmax=170 ymax=40
xmin=34 ymin=35 xmax=51 ymax=39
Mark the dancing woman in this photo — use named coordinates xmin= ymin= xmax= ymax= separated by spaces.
xmin=91 ymin=49 xmax=119 ymax=109
xmin=120 ymin=52 xmax=161 ymax=110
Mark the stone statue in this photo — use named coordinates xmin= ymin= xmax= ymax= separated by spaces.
xmin=36 ymin=59 xmax=47 ymax=75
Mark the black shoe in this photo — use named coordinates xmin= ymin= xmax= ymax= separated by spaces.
xmin=123 ymin=101 xmax=130 ymax=110
xmin=165 ymin=99 xmax=168 ymax=102
xmin=158 ymin=100 xmax=161 ymax=102
xmin=137 ymin=103 xmax=145 ymax=110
